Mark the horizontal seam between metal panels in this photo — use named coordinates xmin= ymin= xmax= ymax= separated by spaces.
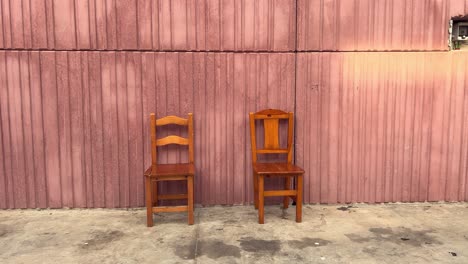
xmin=0 ymin=49 xmax=455 ymax=53
xmin=0 ymin=48 xmax=295 ymax=53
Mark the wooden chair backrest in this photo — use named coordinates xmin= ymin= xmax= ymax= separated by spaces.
xmin=150 ymin=113 xmax=194 ymax=165
xmin=249 ymin=109 xmax=294 ymax=164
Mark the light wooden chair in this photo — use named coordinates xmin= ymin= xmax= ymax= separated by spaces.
xmin=144 ymin=113 xmax=194 ymax=227
xmin=249 ymin=109 xmax=304 ymax=224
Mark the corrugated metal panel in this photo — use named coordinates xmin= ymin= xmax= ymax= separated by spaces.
xmin=0 ymin=51 xmax=295 ymax=208
xmin=450 ymin=0 xmax=468 ymax=16
xmin=0 ymin=0 xmax=296 ymax=51
xmin=297 ymin=0 xmax=468 ymax=51
xmin=296 ymin=52 xmax=468 ymax=204
xmin=2 ymin=1 xmax=468 ymax=209
xmin=2 ymin=52 xmax=468 ymax=208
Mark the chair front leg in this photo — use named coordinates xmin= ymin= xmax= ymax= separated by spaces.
xmin=187 ymin=176 xmax=194 ymax=225
xmin=296 ymin=174 xmax=303 ymax=223
xmin=253 ymin=171 xmax=259 ymax=209
xmin=145 ymin=177 xmax=154 ymax=227
xmin=258 ymin=174 xmax=265 ymax=224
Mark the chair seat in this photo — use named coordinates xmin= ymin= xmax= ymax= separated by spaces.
xmin=145 ymin=163 xmax=195 ymax=177
xmin=253 ymin=162 xmax=304 ymax=175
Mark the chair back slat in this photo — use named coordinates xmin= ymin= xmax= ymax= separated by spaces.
xmin=263 ymin=119 xmax=280 ymax=149
xmin=256 ymin=149 xmax=288 ymax=154
xmin=249 ymin=109 xmax=294 ymax=164
xmin=156 ymin=115 xmax=189 ymax=126
xmin=150 ymin=113 xmax=194 ymax=165
xmin=156 ymin=135 xmax=189 ymax=146
xmin=253 ymin=109 xmax=290 ymax=119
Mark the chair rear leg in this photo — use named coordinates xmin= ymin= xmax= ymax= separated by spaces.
xmin=283 ymin=176 xmax=291 ymax=209
xmin=153 ymin=181 xmax=158 ymax=206
xmin=187 ymin=176 xmax=194 ymax=225
xmin=258 ymin=175 xmax=265 ymax=224
xmin=145 ymin=177 xmax=154 ymax=227
xmin=296 ymin=174 xmax=303 ymax=223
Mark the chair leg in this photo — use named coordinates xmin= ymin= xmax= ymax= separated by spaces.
xmin=152 ymin=181 xmax=158 ymax=206
xmin=296 ymin=174 xmax=303 ymax=223
xmin=283 ymin=176 xmax=291 ymax=209
xmin=253 ymin=172 xmax=259 ymax=209
xmin=258 ymin=175 xmax=264 ymax=224
xmin=145 ymin=177 xmax=154 ymax=227
xmin=187 ymin=176 xmax=194 ymax=225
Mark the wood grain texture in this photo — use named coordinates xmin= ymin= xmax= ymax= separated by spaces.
xmin=156 ymin=116 xmax=189 ymax=126
xmin=156 ymin=136 xmax=189 ymax=146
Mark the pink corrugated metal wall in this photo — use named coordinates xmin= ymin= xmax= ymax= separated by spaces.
xmin=296 ymin=52 xmax=468 ymax=204
xmin=1 ymin=0 xmax=468 ymax=208
xmin=297 ymin=0 xmax=451 ymax=51
xmin=3 ymin=0 xmax=468 ymax=51
xmin=0 ymin=0 xmax=296 ymax=51
xmin=0 ymin=51 xmax=294 ymax=208
xmin=297 ymin=0 xmax=468 ymax=51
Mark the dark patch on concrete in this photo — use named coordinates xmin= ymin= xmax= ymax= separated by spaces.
xmin=281 ymin=252 xmax=305 ymax=262
xmin=197 ymin=240 xmax=241 ymax=259
xmin=174 ymin=242 xmax=196 ymax=260
xmin=239 ymin=237 xmax=281 ymax=253
xmin=0 ymin=224 xmax=13 ymax=237
xmin=21 ymin=232 xmax=59 ymax=248
xmin=0 ymin=216 xmax=11 ymax=223
xmin=369 ymin=228 xmax=394 ymax=235
xmin=40 ymin=232 xmax=56 ymax=236
xmin=449 ymin=252 xmax=458 ymax=257
xmin=345 ymin=233 xmax=371 ymax=243
xmin=223 ymin=219 xmax=238 ymax=225
xmin=337 ymin=205 xmax=353 ymax=211
xmin=362 ymin=246 xmax=402 ymax=258
xmin=362 ymin=247 xmax=377 ymax=255
xmin=174 ymin=240 xmax=240 ymax=260
xmin=346 ymin=227 xmax=441 ymax=247
xmin=80 ymin=230 xmax=124 ymax=250
xmin=288 ymin=238 xmax=331 ymax=249
xmin=247 ymin=211 xmax=257 ymax=217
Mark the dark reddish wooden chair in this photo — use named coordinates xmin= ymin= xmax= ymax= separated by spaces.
xmin=144 ymin=113 xmax=194 ymax=227
xmin=249 ymin=109 xmax=304 ymax=224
